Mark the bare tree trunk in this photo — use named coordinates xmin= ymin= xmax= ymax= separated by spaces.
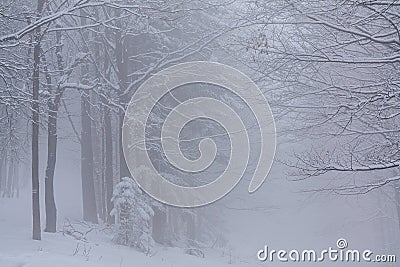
xmin=115 ymin=28 xmax=130 ymax=178
xmin=81 ymin=90 xmax=98 ymax=223
xmin=100 ymin=123 xmax=106 ymax=221
xmin=1 ymin=150 xmax=8 ymax=197
xmin=118 ymin=111 xmax=129 ymax=178
xmin=42 ymin=26 xmax=65 ymax=233
xmin=100 ymin=43 xmax=114 ymax=223
xmin=31 ymin=0 xmax=45 ymax=241
xmin=152 ymin=207 xmax=167 ymax=244
xmin=44 ymin=103 xmax=57 ymax=232
xmin=395 ymin=180 xmax=400 ymax=239
xmin=80 ymin=12 xmax=98 ymax=224
xmin=6 ymin=158 xmax=13 ymax=197
xmin=13 ymin=163 xmax=19 ymax=198
xmin=0 ymin=151 xmax=4 ymax=196
xmin=104 ymin=105 xmax=114 ymax=223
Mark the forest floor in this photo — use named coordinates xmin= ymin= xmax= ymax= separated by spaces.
xmin=0 ymin=197 xmax=251 ymax=267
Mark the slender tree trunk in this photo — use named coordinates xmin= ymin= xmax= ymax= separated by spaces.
xmin=43 ymin=25 xmax=64 ymax=233
xmin=100 ymin=43 xmax=114 ymax=223
xmin=11 ymin=159 xmax=16 ymax=197
xmin=100 ymin=123 xmax=106 ymax=221
xmin=0 ymin=151 xmax=4 ymax=196
xmin=152 ymin=207 xmax=167 ymax=244
xmin=395 ymin=180 xmax=400 ymax=239
xmin=104 ymin=105 xmax=114 ymax=223
xmin=1 ymin=150 xmax=7 ymax=197
xmin=81 ymin=90 xmax=98 ymax=223
xmin=14 ymin=163 xmax=19 ymax=198
xmin=80 ymin=12 xmax=98 ymax=223
xmin=115 ymin=27 xmax=130 ymax=178
xmin=31 ymin=0 xmax=45 ymax=241
xmin=6 ymin=158 xmax=13 ymax=197
xmin=118 ymin=110 xmax=129 ymax=178
xmin=44 ymin=102 xmax=57 ymax=232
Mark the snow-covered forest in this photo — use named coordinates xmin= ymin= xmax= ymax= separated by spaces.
xmin=0 ymin=0 xmax=399 ymax=266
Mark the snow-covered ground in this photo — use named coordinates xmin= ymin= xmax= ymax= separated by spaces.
xmin=1 ymin=164 xmax=399 ymax=267
xmin=0 ymin=197 xmax=251 ymax=267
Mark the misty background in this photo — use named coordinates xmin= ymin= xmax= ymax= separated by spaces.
xmin=0 ymin=0 xmax=399 ymax=266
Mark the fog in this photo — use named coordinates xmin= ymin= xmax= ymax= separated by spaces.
xmin=0 ymin=0 xmax=399 ymax=266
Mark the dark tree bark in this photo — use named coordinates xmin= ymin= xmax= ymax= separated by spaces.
xmin=6 ymin=158 xmax=13 ymax=197
xmin=13 ymin=162 xmax=19 ymax=198
xmin=80 ymin=12 xmax=98 ymax=224
xmin=118 ymin=110 xmax=129 ymax=178
xmin=81 ymin=91 xmax=98 ymax=223
xmin=100 ymin=124 xmax=106 ymax=221
xmin=100 ymin=43 xmax=114 ymax=223
xmin=115 ymin=28 xmax=130 ymax=178
xmin=395 ymin=180 xmax=400 ymax=238
xmin=42 ymin=27 xmax=64 ymax=232
xmin=1 ymin=139 xmax=8 ymax=198
xmin=44 ymin=102 xmax=58 ymax=232
xmin=0 ymin=151 xmax=4 ymax=196
xmin=104 ymin=105 xmax=114 ymax=223
xmin=152 ymin=207 xmax=168 ymax=244
xmin=31 ymin=0 xmax=45 ymax=241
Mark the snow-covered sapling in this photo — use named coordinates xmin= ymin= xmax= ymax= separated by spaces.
xmin=111 ymin=177 xmax=154 ymax=253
